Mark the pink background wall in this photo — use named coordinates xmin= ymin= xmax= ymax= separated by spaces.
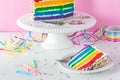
xmin=0 ymin=0 xmax=120 ymax=31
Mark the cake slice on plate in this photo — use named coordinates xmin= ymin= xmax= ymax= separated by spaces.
xmin=67 ymin=45 xmax=109 ymax=71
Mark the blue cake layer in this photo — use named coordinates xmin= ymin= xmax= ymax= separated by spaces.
xmin=34 ymin=8 xmax=74 ymax=16
xmin=34 ymin=12 xmax=74 ymax=20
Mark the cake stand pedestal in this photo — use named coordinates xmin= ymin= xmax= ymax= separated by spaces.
xmin=17 ymin=12 xmax=96 ymax=49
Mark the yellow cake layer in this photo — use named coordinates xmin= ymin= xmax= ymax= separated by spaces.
xmin=34 ymin=0 xmax=74 ymax=7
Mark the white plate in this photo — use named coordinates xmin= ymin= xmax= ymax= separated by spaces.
xmin=57 ymin=54 xmax=114 ymax=74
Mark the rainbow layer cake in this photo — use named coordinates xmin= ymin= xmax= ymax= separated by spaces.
xmin=33 ymin=0 xmax=74 ymax=21
xmin=67 ymin=45 xmax=109 ymax=71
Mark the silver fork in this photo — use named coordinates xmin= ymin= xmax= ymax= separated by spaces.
xmin=57 ymin=55 xmax=74 ymax=63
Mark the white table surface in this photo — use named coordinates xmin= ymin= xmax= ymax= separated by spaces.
xmin=0 ymin=32 xmax=120 ymax=80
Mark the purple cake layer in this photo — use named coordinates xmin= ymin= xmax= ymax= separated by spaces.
xmin=34 ymin=12 xmax=73 ymax=20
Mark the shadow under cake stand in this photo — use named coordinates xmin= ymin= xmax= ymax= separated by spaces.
xmin=17 ymin=12 xmax=96 ymax=49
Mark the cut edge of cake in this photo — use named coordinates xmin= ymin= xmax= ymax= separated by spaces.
xmin=32 ymin=0 xmax=74 ymax=21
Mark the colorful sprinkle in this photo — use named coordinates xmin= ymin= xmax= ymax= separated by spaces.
xmin=32 ymin=59 xmax=37 ymax=68
xmin=16 ymin=70 xmax=33 ymax=77
xmin=23 ymin=64 xmax=37 ymax=71
xmin=26 ymin=68 xmax=41 ymax=75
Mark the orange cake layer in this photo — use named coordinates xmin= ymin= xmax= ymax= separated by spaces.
xmin=34 ymin=0 xmax=74 ymax=7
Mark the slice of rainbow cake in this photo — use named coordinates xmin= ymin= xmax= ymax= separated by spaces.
xmin=33 ymin=0 xmax=74 ymax=21
xmin=67 ymin=45 xmax=109 ymax=71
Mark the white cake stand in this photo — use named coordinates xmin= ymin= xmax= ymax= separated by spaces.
xmin=17 ymin=12 xmax=96 ymax=49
